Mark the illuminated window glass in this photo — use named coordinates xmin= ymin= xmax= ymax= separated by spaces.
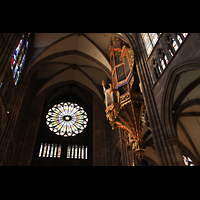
xmin=46 ymin=102 xmax=88 ymax=137
xmin=172 ymin=39 xmax=178 ymax=51
xmin=158 ymin=65 xmax=162 ymax=74
xmin=141 ymin=33 xmax=159 ymax=56
xmin=10 ymin=33 xmax=30 ymax=85
xmin=169 ymin=49 xmax=173 ymax=56
xmin=160 ymin=58 xmax=166 ymax=70
xmin=141 ymin=33 xmax=153 ymax=56
xmin=66 ymin=144 xmax=88 ymax=160
xmin=149 ymin=33 xmax=158 ymax=46
xmin=81 ymin=145 xmax=85 ymax=159
xmin=71 ymin=145 xmax=75 ymax=158
xmin=39 ymin=142 xmax=62 ymax=158
xmin=54 ymin=144 xmax=57 ymax=158
xmin=57 ymin=144 xmax=62 ymax=158
xmin=74 ymin=144 xmax=78 ymax=159
xmin=50 ymin=144 xmax=54 ymax=157
xmin=38 ymin=143 xmax=43 ymax=157
xmin=177 ymin=34 xmax=183 ymax=44
xmin=67 ymin=145 xmax=71 ymax=158
xmin=78 ymin=145 xmax=82 ymax=159
xmin=46 ymin=143 xmax=50 ymax=157
xmin=182 ymin=33 xmax=188 ymax=38
xmin=183 ymin=155 xmax=195 ymax=166
xmin=43 ymin=143 xmax=47 ymax=157
xmin=85 ymin=146 xmax=88 ymax=159
xmin=164 ymin=55 xmax=169 ymax=64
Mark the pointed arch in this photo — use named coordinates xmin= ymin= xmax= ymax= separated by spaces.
xmin=162 ymin=60 xmax=200 ymax=138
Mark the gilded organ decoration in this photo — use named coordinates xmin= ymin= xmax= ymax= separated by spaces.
xmin=102 ymin=37 xmax=145 ymax=160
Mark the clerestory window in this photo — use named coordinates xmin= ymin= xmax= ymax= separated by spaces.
xmin=10 ymin=33 xmax=30 ymax=85
xmin=141 ymin=33 xmax=160 ymax=56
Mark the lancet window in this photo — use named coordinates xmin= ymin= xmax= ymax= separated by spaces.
xmin=147 ymin=33 xmax=189 ymax=83
xmin=141 ymin=33 xmax=160 ymax=56
xmin=38 ymin=142 xmax=88 ymax=159
xmin=172 ymin=38 xmax=178 ymax=51
xmin=39 ymin=143 xmax=62 ymax=158
xmin=10 ymin=33 xmax=30 ymax=85
xmin=66 ymin=144 xmax=88 ymax=159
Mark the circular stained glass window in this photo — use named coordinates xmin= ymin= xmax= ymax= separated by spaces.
xmin=46 ymin=102 xmax=88 ymax=137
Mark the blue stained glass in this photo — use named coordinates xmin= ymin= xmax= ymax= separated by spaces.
xmin=141 ymin=33 xmax=153 ymax=56
xmin=10 ymin=33 xmax=30 ymax=85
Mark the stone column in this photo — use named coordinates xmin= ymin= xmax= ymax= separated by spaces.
xmin=166 ymin=137 xmax=184 ymax=166
xmin=93 ymin=95 xmax=107 ymax=166
xmin=15 ymin=95 xmax=45 ymax=166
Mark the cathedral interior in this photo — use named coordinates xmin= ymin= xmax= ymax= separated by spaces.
xmin=0 ymin=33 xmax=199 ymax=166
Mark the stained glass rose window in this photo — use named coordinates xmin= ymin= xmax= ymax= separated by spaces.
xmin=46 ymin=102 xmax=88 ymax=137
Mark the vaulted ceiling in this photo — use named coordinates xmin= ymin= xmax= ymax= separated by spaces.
xmin=27 ymin=33 xmax=129 ymax=101
xmin=173 ymin=69 xmax=200 ymax=163
xmin=25 ymin=33 xmax=155 ymax=165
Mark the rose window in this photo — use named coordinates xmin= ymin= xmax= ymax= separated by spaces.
xmin=46 ymin=102 xmax=88 ymax=137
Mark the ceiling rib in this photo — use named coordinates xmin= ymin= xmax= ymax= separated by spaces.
xmin=173 ymin=77 xmax=200 ymax=110
xmin=178 ymin=120 xmax=200 ymax=161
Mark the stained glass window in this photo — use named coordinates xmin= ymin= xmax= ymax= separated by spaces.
xmin=46 ymin=102 xmax=88 ymax=137
xmin=39 ymin=142 xmax=43 ymax=157
xmin=67 ymin=145 xmax=71 ymax=158
xmin=43 ymin=143 xmax=47 ymax=157
xmin=74 ymin=144 xmax=78 ymax=159
xmin=183 ymin=155 xmax=195 ymax=166
xmin=71 ymin=145 xmax=74 ymax=158
xmin=141 ymin=33 xmax=153 ymax=56
xmin=66 ymin=144 xmax=88 ymax=159
xmin=50 ymin=144 xmax=54 ymax=157
xmin=85 ymin=146 xmax=88 ymax=159
xmin=177 ymin=34 xmax=183 ymax=44
xmin=164 ymin=55 xmax=169 ymax=64
xmin=10 ymin=33 xmax=30 ymax=85
xmin=141 ymin=33 xmax=159 ymax=56
xmin=39 ymin=142 xmax=89 ymax=159
xmin=169 ymin=49 xmax=173 ymax=56
xmin=57 ymin=144 xmax=62 ymax=158
xmin=158 ymin=65 xmax=162 ymax=74
xmin=78 ymin=145 xmax=81 ymax=159
xmin=46 ymin=143 xmax=50 ymax=157
xmin=54 ymin=144 xmax=57 ymax=158
xmin=182 ymin=33 xmax=188 ymax=38
xmin=172 ymin=39 xmax=178 ymax=51
xmin=39 ymin=142 xmax=62 ymax=158
xmin=82 ymin=145 xmax=85 ymax=159
xmin=160 ymin=58 xmax=166 ymax=70
xmin=148 ymin=33 xmax=158 ymax=46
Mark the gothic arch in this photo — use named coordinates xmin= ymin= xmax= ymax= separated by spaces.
xmin=179 ymin=143 xmax=199 ymax=166
xmin=161 ymin=59 xmax=200 ymax=165
xmin=161 ymin=59 xmax=200 ymax=139
xmin=15 ymin=79 xmax=108 ymax=165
